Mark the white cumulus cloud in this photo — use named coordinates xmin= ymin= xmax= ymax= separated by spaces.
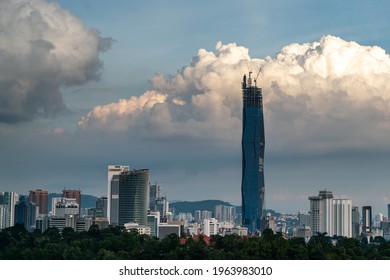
xmin=0 ymin=0 xmax=112 ymax=123
xmin=79 ymin=35 xmax=390 ymax=155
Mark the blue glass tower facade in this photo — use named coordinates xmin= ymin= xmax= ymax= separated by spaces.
xmin=241 ymin=72 xmax=265 ymax=234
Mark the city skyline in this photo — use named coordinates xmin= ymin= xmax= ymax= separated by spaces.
xmin=1 ymin=0 xmax=390 ymax=214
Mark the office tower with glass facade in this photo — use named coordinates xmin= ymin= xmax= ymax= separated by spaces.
xmin=29 ymin=189 xmax=48 ymax=215
xmin=118 ymin=169 xmax=150 ymax=226
xmin=96 ymin=196 xmax=108 ymax=218
xmin=107 ymin=165 xmax=129 ymax=224
xmin=241 ymin=72 xmax=265 ymax=234
xmin=15 ymin=195 xmax=37 ymax=231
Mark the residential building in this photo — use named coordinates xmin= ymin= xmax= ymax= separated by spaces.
xmin=29 ymin=189 xmax=48 ymax=215
xmin=1 ymin=192 xmax=18 ymax=228
xmin=215 ymin=205 xmax=236 ymax=223
xmin=149 ymin=183 xmax=161 ymax=210
xmin=309 ymin=190 xmax=333 ymax=235
xmin=333 ymin=199 xmax=352 ymax=237
xmin=352 ymin=206 xmax=360 ymax=238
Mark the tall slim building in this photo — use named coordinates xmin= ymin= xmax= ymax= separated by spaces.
xmin=352 ymin=206 xmax=360 ymax=238
xmin=0 ymin=205 xmax=7 ymax=229
xmin=387 ymin=204 xmax=390 ymax=220
xmin=241 ymin=72 xmax=265 ymax=234
xmin=149 ymin=183 xmax=161 ymax=210
xmin=362 ymin=206 xmax=372 ymax=233
xmin=107 ymin=165 xmax=129 ymax=224
xmin=29 ymin=189 xmax=48 ymax=215
xmin=96 ymin=196 xmax=108 ymax=218
xmin=118 ymin=169 xmax=150 ymax=226
xmin=1 ymin=192 xmax=18 ymax=228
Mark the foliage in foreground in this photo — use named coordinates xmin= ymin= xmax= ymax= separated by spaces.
xmin=0 ymin=224 xmax=389 ymax=260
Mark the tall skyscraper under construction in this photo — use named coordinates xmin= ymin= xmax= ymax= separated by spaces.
xmin=241 ymin=71 xmax=265 ymax=234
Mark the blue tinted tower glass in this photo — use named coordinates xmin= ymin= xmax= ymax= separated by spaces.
xmin=241 ymin=72 xmax=265 ymax=233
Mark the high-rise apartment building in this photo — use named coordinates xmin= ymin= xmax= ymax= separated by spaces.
xmin=96 ymin=196 xmax=108 ymax=218
xmin=118 ymin=169 xmax=150 ymax=226
xmin=333 ymin=199 xmax=352 ymax=237
xmin=352 ymin=206 xmax=360 ymax=238
xmin=215 ymin=205 xmax=236 ymax=223
xmin=107 ymin=165 xmax=129 ymax=224
xmin=388 ymin=204 xmax=390 ymax=220
xmin=149 ymin=183 xmax=161 ymax=210
xmin=309 ymin=190 xmax=334 ymax=235
xmin=0 ymin=204 xmax=7 ymax=229
xmin=29 ymin=189 xmax=48 ymax=215
xmin=1 ymin=192 xmax=18 ymax=228
xmin=298 ymin=211 xmax=311 ymax=227
xmin=362 ymin=206 xmax=372 ymax=233
xmin=241 ymin=72 xmax=265 ymax=234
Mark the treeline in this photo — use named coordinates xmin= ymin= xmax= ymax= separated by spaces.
xmin=0 ymin=224 xmax=389 ymax=259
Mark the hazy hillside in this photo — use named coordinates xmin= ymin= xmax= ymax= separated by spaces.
xmin=169 ymin=200 xmax=236 ymax=216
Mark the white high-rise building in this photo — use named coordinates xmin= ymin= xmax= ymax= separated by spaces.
xmin=1 ymin=192 xmax=18 ymax=228
xmin=0 ymin=204 xmax=7 ymax=229
xmin=203 ymin=218 xmax=218 ymax=237
xmin=333 ymin=199 xmax=352 ymax=237
xmin=107 ymin=165 xmax=129 ymax=224
xmin=309 ymin=190 xmax=333 ymax=236
xmin=309 ymin=190 xmax=354 ymax=237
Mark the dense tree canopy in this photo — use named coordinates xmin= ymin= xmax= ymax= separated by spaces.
xmin=0 ymin=225 xmax=389 ymax=260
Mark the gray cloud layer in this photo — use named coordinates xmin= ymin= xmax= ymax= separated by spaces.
xmin=0 ymin=0 xmax=112 ymax=123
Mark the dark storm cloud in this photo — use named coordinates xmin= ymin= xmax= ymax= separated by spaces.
xmin=0 ymin=0 xmax=113 ymax=123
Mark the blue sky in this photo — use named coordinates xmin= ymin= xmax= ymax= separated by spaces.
xmin=1 ymin=0 xmax=390 ymax=215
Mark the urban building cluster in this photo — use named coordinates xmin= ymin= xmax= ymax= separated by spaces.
xmin=293 ymin=190 xmax=390 ymax=242
xmin=106 ymin=165 xmax=248 ymax=239
xmin=0 ymin=189 xmax=99 ymax=232
xmin=1 ymin=179 xmax=390 ymax=242
xmin=1 ymin=72 xmax=390 ymax=243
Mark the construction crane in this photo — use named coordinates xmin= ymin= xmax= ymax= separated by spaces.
xmin=254 ymin=67 xmax=262 ymax=87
